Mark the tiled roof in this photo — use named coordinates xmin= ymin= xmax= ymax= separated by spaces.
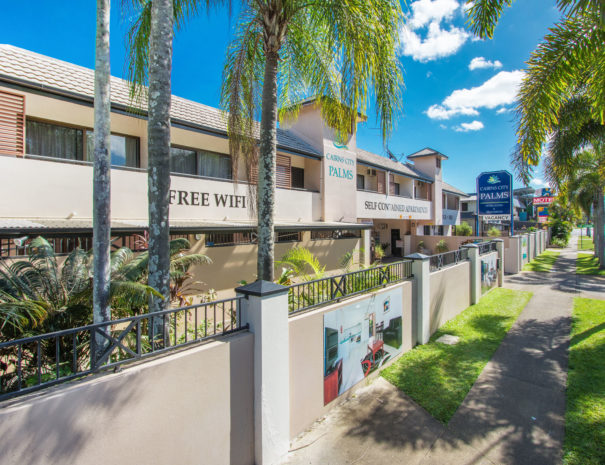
xmin=408 ymin=147 xmax=449 ymax=159
xmin=0 ymin=44 xmax=320 ymax=157
xmin=442 ymin=181 xmax=469 ymax=197
xmin=356 ymin=148 xmax=433 ymax=182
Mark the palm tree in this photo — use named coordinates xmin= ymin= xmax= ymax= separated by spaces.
xmin=0 ymin=237 xmax=161 ymax=340
xmin=124 ymin=0 xmax=226 ymax=344
xmin=222 ymin=0 xmax=404 ymax=281
xmin=546 ymin=145 xmax=605 ymax=267
xmin=92 ymin=0 xmax=112 ymax=360
xmin=466 ymin=0 xmax=604 ymax=181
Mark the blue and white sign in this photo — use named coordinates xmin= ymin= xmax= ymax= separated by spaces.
xmin=476 ymin=171 xmax=513 ymax=217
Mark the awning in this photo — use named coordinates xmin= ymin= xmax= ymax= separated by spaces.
xmin=0 ymin=218 xmax=371 ymax=235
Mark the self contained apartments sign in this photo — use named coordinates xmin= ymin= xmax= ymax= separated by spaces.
xmin=357 ymin=191 xmax=431 ymax=220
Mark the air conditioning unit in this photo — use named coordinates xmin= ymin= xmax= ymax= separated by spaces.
xmin=367 ymin=168 xmax=376 ymax=176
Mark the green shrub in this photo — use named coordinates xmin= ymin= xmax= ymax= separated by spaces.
xmin=455 ymin=221 xmax=472 ymax=236
xmin=374 ymin=244 xmax=385 ymax=261
xmin=551 ymin=237 xmax=568 ymax=248
xmin=436 ymin=239 xmax=449 ymax=253
xmin=488 ymin=227 xmax=501 ymax=237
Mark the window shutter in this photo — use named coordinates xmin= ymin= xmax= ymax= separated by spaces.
xmin=276 ymin=154 xmax=291 ymax=188
xmin=377 ymin=170 xmax=386 ymax=194
xmin=248 ymin=154 xmax=291 ymax=188
xmin=0 ymin=90 xmax=25 ymax=156
xmin=389 ymin=173 xmax=395 ymax=195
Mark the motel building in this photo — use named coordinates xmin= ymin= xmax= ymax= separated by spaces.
xmin=0 ymin=45 xmax=468 ymax=295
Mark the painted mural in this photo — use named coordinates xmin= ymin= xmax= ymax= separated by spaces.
xmin=323 ymin=288 xmax=403 ymax=405
xmin=481 ymin=253 xmax=498 ymax=295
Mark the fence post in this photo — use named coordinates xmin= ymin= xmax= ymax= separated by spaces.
xmin=405 ymin=253 xmax=431 ymax=345
xmin=361 ymin=228 xmax=371 ymax=266
xmin=462 ymin=244 xmax=480 ymax=305
xmin=235 ymin=281 xmax=290 ymax=465
xmin=493 ymin=239 xmax=504 ymax=287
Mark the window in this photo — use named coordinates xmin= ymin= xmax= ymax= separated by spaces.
xmin=86 ymin=131 xmax=140 ymax=167
xmin=276 ymin=231 xmax=301 ymax=242
xmin=423 ymin=225 xmax=431 ymax=235
xmin=461 ymin=202 xmax=469 ymax=212
xmin=170 ymin=146 xmax=232 ymax=179
xmin=26 ymin=120 xmax=83 ymax=160
xmin=357 ymin=174 xmax=365 ymax=190
xmin=392 ymin=183 xmax=400 ymax=196
xmin=26 ymin=120 xmax=140 ymax=167
xmin=311 ymin=230 xmax=362 ymax=240
xmin=436 ymin=158 xmax=441 ymax=169
xmin=199 ymin=150 xmax=232 ymax=179
xmin=170 ymin=146 xmax=197 ymax=175
xmin=205 ymin=232 xmax=254 ymax=247
xmin=437 ymin=226 xmax=444 ymax=236
xmin=250 ymin=154 xmax=291 ymax=187
xmin=291 ymin=167 xmax=304 ymax=189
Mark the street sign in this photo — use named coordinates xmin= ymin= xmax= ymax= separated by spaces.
xmin=477 ymin=171 xmax=513 ymax=216
xmin=482 ymin=214 xmax=511 ymax=221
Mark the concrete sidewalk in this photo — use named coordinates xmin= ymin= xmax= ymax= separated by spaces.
xmin=284 ymin=239 xmax=605 ymax=465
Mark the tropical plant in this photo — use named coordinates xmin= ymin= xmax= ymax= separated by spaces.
xmin=436 ymin=240 xmax=449 ymax=253
xmin=277 ymin=247 xmax=326 ymax=281
xmin=467 ymin=1 xmax=604 ymax=180
xmin=416 ymin=241 xmax=425 ymax=253
xmin=222 ymin=0 xmax=404 ymax=281
xmin=488 ymin=227 xmax=501 ymax=238
xmin=374 ymin=244 xmax=385 ymax=261
xmin=0 ymin=237 xmax=161 ymax=340
xmin=92 ymin=0 xmax=112 ymax=360
xmin=456 ymin=221 xmax=473 ymax=236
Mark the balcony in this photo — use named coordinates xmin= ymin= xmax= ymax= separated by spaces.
xmin=0 ymin=154 xmax=322 ymax=225
xmin=357 ymin=189 xmax=432 ymax=220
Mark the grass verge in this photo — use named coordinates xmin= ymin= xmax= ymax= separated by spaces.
xmin=576 ymin=253 xmax=605 ymax=276
xmin=564 ymin=298 xmax=605 ymax=465
xmin=381 ymin=288 xmax=532 ymax=423
xmin=577 ymin=236 xmax=594 ymax=251
xmin=523 ymin=250 xmax=560 ymax=272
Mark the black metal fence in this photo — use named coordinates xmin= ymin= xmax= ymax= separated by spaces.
xmin=429 ymin=248 xmax=469 ymax=272
xmin=288 ymin=260 xmax=413 ymax=315
xmin=478 ymin=241 xmax=498 ymax=255
xmin=0 ymin=297 xmax=246 ymax=401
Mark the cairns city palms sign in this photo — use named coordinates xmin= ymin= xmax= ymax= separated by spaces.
xmin=477 ymin=170 xmax=513 ymax=234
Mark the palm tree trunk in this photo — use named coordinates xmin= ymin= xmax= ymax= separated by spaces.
xmin=147 ymin=0 xmax=173 ymax=343
xmin=92 ymin=0 xmax=111 ymax=366
xmin=256 ymin=50 xmax=279 ymax=282
xmin=597 ymin=189 xmax=605 ymax=269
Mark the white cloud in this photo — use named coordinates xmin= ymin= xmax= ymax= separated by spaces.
xmin=454 ymin=120 xmax=484 ymax=132
xmin=408 ymin=0 xmax=460 ymax=29
xmin=496 ymin=107 xmax=512 ymax=114
xmin=399 ymin=0 xmax=470 ymax=62
xmin=530 ymin=179 xmax=550 ymax=188
xmin=426 ymin=70 xmax=524 ymax=119
xmin=400 ymin=21 xmax=470 ymax=62
xmin=469 ymin=57 xmax=503 ymax=70
xmin=440 ymin=123 xmax=447 ymax=129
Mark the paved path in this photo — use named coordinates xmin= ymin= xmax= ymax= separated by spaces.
xmin=284 ymin=237 xmax=605 ymax=465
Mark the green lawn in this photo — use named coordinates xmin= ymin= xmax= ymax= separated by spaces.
xmin=381 ymin=288 xmax=532 ymax=423
xmin=577 ymin=253 xmax=605 ymax=276
xmin=564 ymin=298 xmax=605 ymax=465
xmin=578 ymin=236 xmax=594 ymax=251
xmin=523 ymin=250 xmax=560 ymax=272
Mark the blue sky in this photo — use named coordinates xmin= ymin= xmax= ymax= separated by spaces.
xmin=0 ymin=0 xmax=559 ymax=192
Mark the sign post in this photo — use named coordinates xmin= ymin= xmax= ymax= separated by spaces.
xmin=476 ymin=171 xmax=513 ymax=236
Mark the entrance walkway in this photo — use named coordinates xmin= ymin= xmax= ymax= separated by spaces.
xmin=284 ymin=237 xmax=605 ymax=465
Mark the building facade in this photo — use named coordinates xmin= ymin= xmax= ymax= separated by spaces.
xmin=0 ymin=45 xmax=467 ymax=293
